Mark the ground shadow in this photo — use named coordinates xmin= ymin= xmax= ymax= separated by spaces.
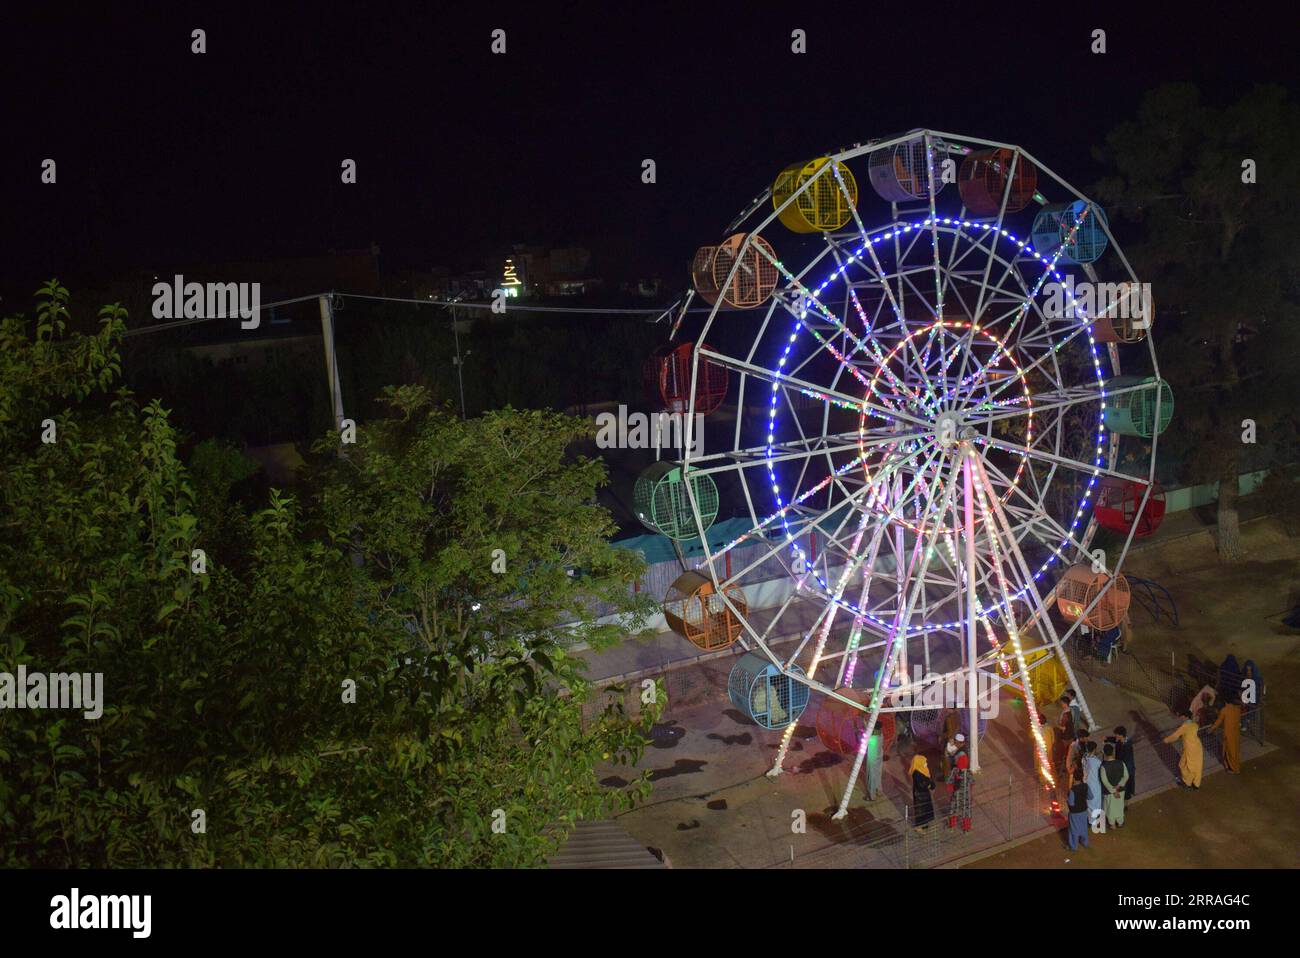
xmin=1128 ymin=708 xmax=1181 ymax=782
xmin=647 ymin=759 xmax=708 ymax=782
xmin=705 ymin=731 xmax=752 ymax=746
xmin=648 ymin=720 xmax=685 ymax=749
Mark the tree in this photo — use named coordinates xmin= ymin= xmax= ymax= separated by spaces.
xmin=1095 ymin=84 xmax=1300 ymax=559
xmin=311 ymin=386 xmax=661 ymax=865
xmin=1 ymin=284 xmax=661 ymax=867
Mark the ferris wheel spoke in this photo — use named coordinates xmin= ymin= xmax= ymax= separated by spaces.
xmin=973 ymin=328 xmax=1098 ymax=408
xmin=967 ymin=377 xmax=1156 ymax=430
xmin=697 ymin=345 xmax=930 ymax=430
xmin=801 ymin=441 xmax=953 ymax=619
xmin=959 ymin=233 xmax=1084 ymax=397
xmin=977 ymin=453 xmax=1095 ymax=561
xmin=851 ymin=238 xmax=944 ymax=405
xmin=950 ymin=165 xmax=1031 ymax=385
xmin=974 ymin=434 xmax=1144 ymax=486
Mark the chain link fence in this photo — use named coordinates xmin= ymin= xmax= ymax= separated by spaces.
xmin=1071 ymin=639 xmax=1265 ymax=745
xmin=778 ymin=769 xmax=1058 ymax=869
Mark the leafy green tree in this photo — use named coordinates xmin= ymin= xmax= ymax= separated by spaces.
xmin=0 ymin=282 xmax=207 ymax=863
xmin=312 ymin=386 xmax=660 ymax=865
xmin=1096 ymin=84 xmax=1300 ymax=559
xmin=1 ymin=284 xmax=661 ymax=867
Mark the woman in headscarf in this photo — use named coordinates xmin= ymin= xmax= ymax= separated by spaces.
xmin=1163 ymin=709 xmax=1203 ymax=789
xmin=910 ymin=752 xmax=936 ymax=829
xmin=1054 ymin=695 xmax=1075 ymax=778
xmin=1241 ymin=660 xmax=1262 ymax=727
xmin=1219 ymin=654 xmax=1241 ymax=701
xmin=1210 ymin=690 xmax=1243 ymax=773
xmin=1188 ymin=685 xmax=1216 ymax=725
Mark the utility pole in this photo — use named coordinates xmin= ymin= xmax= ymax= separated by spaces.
xmin=319 ymin=293 xmax=345 ymax=433
xmin=449 ymin=290 xmax=468 ymax=420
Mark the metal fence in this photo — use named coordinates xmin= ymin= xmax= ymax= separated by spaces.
xmin=1071 ymin=642 xmax=1266 ymax=745
xmin=782 ymin=770 xmax=1058 ymax=869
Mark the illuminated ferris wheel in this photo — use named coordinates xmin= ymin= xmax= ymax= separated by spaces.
xmin=635 ymin=130 xmax=1171 ymax=818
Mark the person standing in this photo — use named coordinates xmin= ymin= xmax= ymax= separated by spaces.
xmin=910 ymin=753 xmax=936 ymax=829
xmin=1114 ymin=726 xmax=1137 ymax=799
xmin=1218 ymin=654 xmax=1241 ymax=702
xmin=1083 ymin=741 xmax=1103 ymax=822
xmin=1100 ymin=742 xmax=1129 ymax=828
xmin=1210 ymin=692 xmax=1243 ymax=774
xmin=1163 ymin=709 xmax=1204 ymax=789
xmin=946 ymin=733 xmax=973 ymax=832
xmin=940 ymin=709 xmax=961 ymax=780
xmin=1066 ymin=689 xmax=1084 ymax=734
xmin=1036 ymin=709 xmax=1055 ymax=777
xmin=1066 ymin=771 xmax=1090 ymax=851
xmin=864 ymin=725 xmax=885 ymax=799
xmin=1054 ymin=696 xmax=1075 ymax=780
xmin=1066 ymin=729 xmax=1089 ymax=787
xmin=1241 ymin=660 xmax=1262 ymax=729
xmin=1189 ymin=685 xmax=1217 ymax=725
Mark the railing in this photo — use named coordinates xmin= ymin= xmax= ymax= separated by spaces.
xmin=778 ymin=770 xmax=1058 ymax=869
xmin=1126 ymin=575 xmax=1180 ymax=627
xmin=1071 ymin=641 xmax=1265 ymax=745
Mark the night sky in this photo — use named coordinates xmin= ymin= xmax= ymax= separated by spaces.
xmin=3 ymin=6 xmax=1295 ymax=300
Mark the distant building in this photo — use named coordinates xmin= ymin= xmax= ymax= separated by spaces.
xmin=488 ymin=245 xmax=602 ymax=298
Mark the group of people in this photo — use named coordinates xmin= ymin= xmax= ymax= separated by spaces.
xmin=908 ymin=730 xmax=972 ymax=832
xmin=1162 ymin=686 xmax=1245 ymax=787
xmin=1048 ymin=689 xmax=1138 ymax=851
xmin=1063 ymin=725 xmax=1137 ymax=850
xmin=901 ymin=665 xmax=1253 ymax=847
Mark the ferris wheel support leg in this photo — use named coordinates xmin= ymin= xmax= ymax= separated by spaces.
xmin=972 ymin=452 xmax=1097 ymax=734
xmin=770 ymin=507 xmax=880 ymax=778
xmin=893 ymin=472 xmax=909 ymax=682
xmin=966 ymin=449 xmax=1056 ymax=784
xmin=963 ymin=457 xmax=981 ymax=774
xmin=833 ymin=453 xmax=959 ymax=820
xmin=768 ymin=596 xmax=842 ymax=778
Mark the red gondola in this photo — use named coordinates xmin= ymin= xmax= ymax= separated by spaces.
xmin=1094 ymin=478 xmax=1165 ymax=537
xmin=814 ymin=693 xmax=896 ymax=758
xmin=643 ymin=342 xmax=728 ymax=415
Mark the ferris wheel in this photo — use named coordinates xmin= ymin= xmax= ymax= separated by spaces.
xmin=636 ymin=130 xmax=1171 ymax=819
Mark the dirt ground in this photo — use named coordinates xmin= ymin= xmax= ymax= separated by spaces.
xmin=967 ymin=516 xmax=1300 ymax=869
xmin=608 ymin=515 xmax=1300 ymax=869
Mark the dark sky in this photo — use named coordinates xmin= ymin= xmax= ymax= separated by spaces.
xmin=2 ymin=5 xmax=1295 ymax=298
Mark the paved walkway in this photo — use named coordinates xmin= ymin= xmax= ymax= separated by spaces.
xmin=609 ymin=662 xmax=1272 ymax=868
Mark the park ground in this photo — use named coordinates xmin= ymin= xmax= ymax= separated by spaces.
xmin=592 ymin=509 xmax=1300 ymax=869
xmin=967 ymin=513 xmax=1300 ymax=869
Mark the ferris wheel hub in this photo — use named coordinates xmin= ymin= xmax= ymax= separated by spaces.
xmin=933 ymin=410 xmax=966 ymax=448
